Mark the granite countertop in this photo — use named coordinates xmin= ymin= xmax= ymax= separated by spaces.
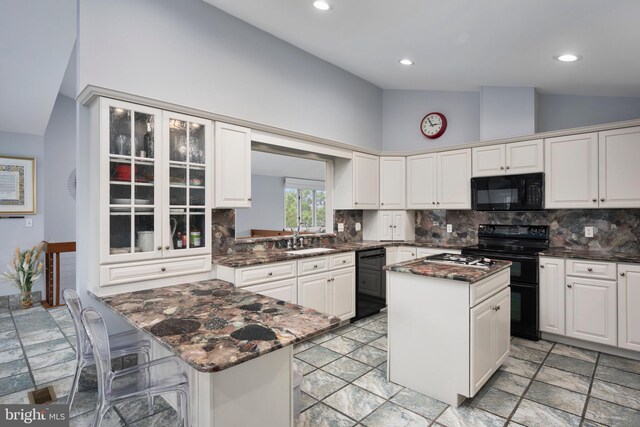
xmin=213 ymin=240 xmax=467 ymax=268
xmin=539 ymin=247 xmax=640 ymax=264
xmin=384 ymin=257 xmax=512 ymax=283
xmin=93 ymin=280 xmax=340 ymax=373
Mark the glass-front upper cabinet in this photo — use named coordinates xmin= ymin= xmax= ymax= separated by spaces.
xmin=162 ymin=112 xmax=212 ymax=257
xmin=101 ymin=99 xmax=163 ymax=263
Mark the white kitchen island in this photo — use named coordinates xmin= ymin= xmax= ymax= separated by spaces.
xmin=385 ymin=256 xmax=511 ymax=406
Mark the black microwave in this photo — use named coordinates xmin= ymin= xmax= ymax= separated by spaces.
xmin=471 ymin=173 xmax=544 ymax=211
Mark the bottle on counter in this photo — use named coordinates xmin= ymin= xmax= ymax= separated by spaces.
xmin=176 ymin=232 xmax=183 ymax=249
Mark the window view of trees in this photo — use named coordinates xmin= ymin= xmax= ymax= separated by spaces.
xmin=285 ymin=187 xmax=326 ymax=229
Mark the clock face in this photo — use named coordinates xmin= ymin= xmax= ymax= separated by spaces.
xmin=420 ymin=112 xmax=447 ymax=139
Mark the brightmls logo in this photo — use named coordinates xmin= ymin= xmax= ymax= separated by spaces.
xmin=1 ymin=405 xmax=68 ymax=426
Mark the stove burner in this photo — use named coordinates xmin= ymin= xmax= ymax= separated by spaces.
xmin=423 ymin=253 xmax=496 ymax=269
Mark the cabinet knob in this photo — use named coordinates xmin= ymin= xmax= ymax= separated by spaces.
xmin=157 ymin=246 xmax=163 ymax=251
xmin=165 ymin=245 xmax=170 ymax=250
xmin=355 ymin=201 xmax=358 ymax=205
xmin=313 ymin=265 xmax=318 ymax=268
xmin=620 ymin=272 xmax=626 ymax=277
xmin=567 ymin=284 xmax=572 ymax=288
xmin=432 ymin=202 xmax=436 ymax=205
xmin=540 ymin=265 xmax=545 ymax=269
xmin=587 ymin=267 xmax=593 ymax=272
xmin=327 ymin=279 xmax=331 ymax=283
xmin=592 ymin=198 xmax=597 ymax=203
xmin=342 ymin=260 xmax=347 ymax=263
xmin=389 ymin=225 xmax=393 ymax=228
xmin=332 ymin=278 xmax=335 ymax=282
xmin=161 ymin=267 xmax=166 ymax=272
xmin=393 ymin=225 xmax=397 ymax=228
xmin=248 ymin=198 xmax=252 ymax=202
xmin=268 ymin=272 xmax=273 ymax=276
xmin=381 ymin=202 xmax=384 ymax=205
xmin=506 ymin=166 xmax=510 ymax=170
xmin=500 ymin=166 xmax=505 ymax=170
xmin=600 ymin=198 xmax=605 ymax=202
xmin=436 ymin=202 xmax=440 ymax=205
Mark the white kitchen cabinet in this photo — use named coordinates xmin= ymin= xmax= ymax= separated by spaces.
xmin=406 ymin=153 xmax=437 ymax=209
xmin=437 ymin=149 xmax=472 ymax=210
xmin=331 ymin=268 xmax=356 ymax=320
xmin=363 ymin=211 xmax=415 ymax=241
xmin=406 ymin=149 xmax=471 ymax=210
xmin=473 ymin=140 xmax=543 ymax=177
xmin=539 ymin=257 xmax=566 ymax=335
xmin=214 ymin=122 xmax=251 ymax=208
xmin=297 ymin=272 xmax=330 ymax=313
xmin=97 ymin=98 xmax=212 ymax=287
xmin=618 ymin=264 xmax=640 ymax=351
xmin=470 ymin=287 xmax=510 ymax=396
xmin=545 ymin=133 xmax=599 ymax=209
xmin=565 ymin=276 xmax=617 ymax=346
xmin=385 ymin=247 xmax=398 ymax=265
xmin=333 ymin=152 xmax=379 ymax=209
xmin=380 ymin=157 xmax=406 ymax=209
xmin=243 ymin=278 xmax=297 ymax=303
xmin=598 ymin=127 xmax=640 ymax=208
xmin=397 ymin=246 xmax=417 ymax=262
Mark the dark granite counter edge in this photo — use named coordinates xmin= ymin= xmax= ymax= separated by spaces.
xmin=385 ymin=260 xmax=512 ymax=284
xmin=538 ymin=249 xmax=640 ymax=264
xmin=89 ymin=289 xmax=341 ymax=373
xmin=213 ymin=241 xmax=467 ymax=268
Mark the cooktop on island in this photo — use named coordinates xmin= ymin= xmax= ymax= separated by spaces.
xmin=422 ymin=253 xmax=496 ymax=269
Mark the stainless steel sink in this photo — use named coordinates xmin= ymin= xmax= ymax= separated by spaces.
xmin=285 ymin=247 xmax=336 ymax=255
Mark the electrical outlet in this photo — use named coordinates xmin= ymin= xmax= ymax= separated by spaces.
xmin=355 ymin=222 xmax=361 ymax=231
xmin=446 ymin=224 xmax=453 ymax=233
xmin=337 ymin=223 xmax=345 ymax=232
xmin=25 ymin=218 xmax=33 ymax=228
xmin=585 ymin=226 xmax=594 ymax=238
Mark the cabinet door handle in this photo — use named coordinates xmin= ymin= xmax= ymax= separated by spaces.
xmin=592 ymin=198 xmax=597 ymax=203
xmin=436 ymin=202 xmax=440 ymax=205
xmin=161 ymin=267 xmax=166 ymax=272
xmin=540 ymin=265 xmax=545 ymax=269
xmin=567 ymin=284 xmax=572 ymax=288
xmin=600 ymin=198 xmax=605 ymax=202
xmin=157 ymin=246 xmax=163 ymax=251
xmin=327 ymin=278 xmax=331 ymax=283
xmin=165 ymin=245 xmax=170 ymax=250
xmin=506 ymin=166 xmax=510 ymax=170
xmin=381 ymin=202 xmax=384 ymax=205
xmin=587 ymin=267 xmax=593 ymax=272
xmin=332 ymin=278 xmax=335 ymax=282
xmin=342 ymin=260 xmax=347 ymax=263
xmin=313 ymin=265 xmax=318 ymax=268
xmin=620 ymin=272 xmax=626 ymax=277
xmin=500 ymin=166 xmax=505 ymax=170
xmin=354 ymin=201 xmax=358 ymax=205
xmin=393 ymin=225 xmax=397 ymax=228
xmin=268 ymin=272 xmax=273 ymax=276
xmin=248 ymin=198 xmax=252 ymax=202
xmin=432 ymin=202 xmax=436 ymax=205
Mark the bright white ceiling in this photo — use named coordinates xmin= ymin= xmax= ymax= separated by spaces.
xmin=0 ymin=0 xmax=76 ymax=136
xmin=204 ymin=0 xmax=640 ymax=97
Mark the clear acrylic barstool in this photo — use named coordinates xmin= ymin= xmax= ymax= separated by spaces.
xmin=81 ymin=307 xmax=190 ymax=427
xmin=62 ymin=289 xmax=152 ymax=410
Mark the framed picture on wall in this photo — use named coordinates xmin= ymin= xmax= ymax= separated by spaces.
xmin=0 ymin=156 xmax=36 ymax=215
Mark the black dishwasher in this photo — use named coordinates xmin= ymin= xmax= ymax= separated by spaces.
xmin=353 ymin=248 xmax=386 ymax=322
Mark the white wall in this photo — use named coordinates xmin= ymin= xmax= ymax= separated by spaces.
xmin=0 ymin=132 xmax=45 ymax=297
xmin=43 ymin=94 xmax=77 ymax=294
xmin=236 ymin=175 xmax=285 ymax=238
xmin=382 ymin=89 xmax=480 ymax=151
xmin=252 ymin=151 xmax=325 ymax=180
xmin=480 ymin=86 xmax=536 ymax=141
xmin=77 ymin=0 xmax=382 ymax=150
xmin=537 ymin=93 xmax=640 ymax=132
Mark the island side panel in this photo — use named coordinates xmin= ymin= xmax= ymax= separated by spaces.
xmin=387 ymin=271 xmax=470 ymax=406
xmin=152 ymin=340 xmax=293 ymax=427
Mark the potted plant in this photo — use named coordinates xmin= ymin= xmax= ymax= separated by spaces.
xmin=2 ymin=243 xmax=44 ymax=309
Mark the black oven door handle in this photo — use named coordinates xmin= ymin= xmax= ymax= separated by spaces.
xmin=360 ymin=254 xmax=386 ymax=260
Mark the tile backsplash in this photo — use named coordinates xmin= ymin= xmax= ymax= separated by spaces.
xmin=333 ymin=210 xmax=363 ymax=243
xmin=415 ymin=209 xmax=640 ymax=253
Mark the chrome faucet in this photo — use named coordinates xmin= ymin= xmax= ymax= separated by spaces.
xmin=292 ymin=221 xmax=308 ymax=248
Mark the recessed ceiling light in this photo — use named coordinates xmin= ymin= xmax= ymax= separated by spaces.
xmin=399 ymin=58 xmax=415 ymax=66
xmin=555 ymin=54 xmax=581 ymax=62
xmin=313 ymin=1 xmax=332 ymax=11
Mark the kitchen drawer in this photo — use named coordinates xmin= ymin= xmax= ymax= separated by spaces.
xmin=100 ymin=256 xmax=211 ymax=286
xmin=416 ymin=248 xmax=461 ymax=258
xmin=243 ymin=278 xmax=297 ymax=303
xmin=470 ymin=269 xmax=510 ymax=307
xmin=566 ymin=259 xmax=617 ymax=280
xmin=330 ymin=252 xmax=355 ymax=269
xmin=297 ymin=256 xmax=329 ymax=277
xmin=235 ymin=261 xmax=296 ymax=287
